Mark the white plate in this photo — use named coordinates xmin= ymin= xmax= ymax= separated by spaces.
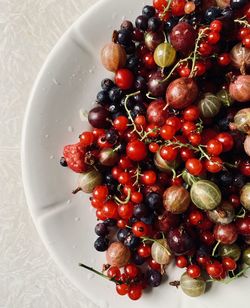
xmin=22 ymin=1 xmax=249 ymax=307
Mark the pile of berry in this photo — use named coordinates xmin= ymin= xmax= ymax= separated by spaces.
xmin=61 ymin=0 xmax=250 ymax=301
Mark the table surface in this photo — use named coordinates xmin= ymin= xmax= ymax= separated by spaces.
xmin=0 ymin=1 xmax=99 ymax=307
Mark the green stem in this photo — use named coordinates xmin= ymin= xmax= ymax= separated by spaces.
xmin=146 ymin=92 xmax=158 ymax=100
xmin=162 ymin=56 xmax=191 ymax=83
xmin=79 ymin=263 xmax=120 ymax=284
xmin=212 ymin=241 xmax=220 ymax=257
xmin=190 ymin=28 xmax=209 ymax=77
xmin=162 ymin=0 xmax=174 ymax=15
xmin=235 ymin=17 xmax=250 ymax=28
xmin=114 ymin=189 xmax=131 ymax=205
xmin=124 ymin=91 xmax=143 ymax=138
xmin=132 ymin=165 xmax=142 ymax=186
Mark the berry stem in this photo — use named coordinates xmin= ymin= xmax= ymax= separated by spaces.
xmin=114 ymin=189 xmax=131 ymax=205
xmin=235 ymin=17 xmax=250 ymax=28
xmin=79 ymin=263 xmax=120 ymax=284
xmin=190 ymin=28 xmax=209 ymax=78
xmin=207 ymin=266 xmax=250 ymax=284
xmin=212 ymin=240 xmax=220 ymax=257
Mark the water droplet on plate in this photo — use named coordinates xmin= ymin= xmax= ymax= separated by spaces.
xmin=68 ymin=126 xmax=74 ymax=132
xmin=75 ymin=217 xmax=80 ymax=222
xmin=72 ymin=244 xmax=77 ymax=249
xmin=45 ymin=134 xmax=49 ymax=138
xmin=49 ymin=155 xmax=54 ymax=160
xmin=66 ymin=200 xmax=71 ymax=205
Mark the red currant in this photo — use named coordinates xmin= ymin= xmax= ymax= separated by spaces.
xmin=160 ymin=125 xmax=176 ymax=140
xmin=141 ymin=170 xmax=157 ymax=185
xmin=206 ymin=139 xmax=223 ymax=156
xmin=218 ymin=53 xmax=231 ymax=66
xmin=132 ymin=221 xmax=148 ymax=237
xmin=187 ymin=264 xmax=201 ymax=279
xmin=115 ymin=69 xmax=134 ymax=90
xmin=93 ymin=185 xmax=109 ymax=201
xmin=113 ymin=116 xmax=129 ymax=132
xmin=127 ymin=140 xmax=147 ymax=161
xmin=176 ymin=255 xmax=188 ymax=268
xmin=138 ymin=244 xmax=151 ymax=258
xmin=116 ymin=284 xmax=129 ymax=296
xmin=79 ymin=131 xmax=94 ymax=146
xmin=186 ymin=158 xmax=203 ymax=176
xmin=210 ymin=20 xmax=222 ymax=32
xmin=222 ymin=257 xmax=237 ymax=271
xmin=160 ymin=145 xmax=178 ymax=161
xmin=124 ymin=263 xmax=139 ymax=279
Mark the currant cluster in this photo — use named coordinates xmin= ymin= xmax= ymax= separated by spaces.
xmin=61 ymin=0 xmax=250 ymax=301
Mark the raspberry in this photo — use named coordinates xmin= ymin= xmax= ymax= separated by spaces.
xmin=63 ymin=143 xmax=86 ymax=173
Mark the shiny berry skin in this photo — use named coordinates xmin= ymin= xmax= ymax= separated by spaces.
xmin=160 ymin=125 xmax=176 ymax=140
xmin=183 ymin=106 xmax=200 ymax=121
xmin=138 ymin=244 xmax=151 ymax=258
xmin=194 ymin=61 xmax=207 ymax=76
xmin=119 ymin=156 xmax=133 ymax=169
xmin=189 ymin=210 xmax=204 ymax=225
xmin=153 ymin=0 xmax=167 ymax=11
xmin=143 ymin=53 xmax=157 ymax=70
xmin=124 ymin=263 xmax=139 ymax=279
xmin=126 ymin=140 xmax=147 ymax=161
xmin=243 ymin=35 xmax=250 ymax=49
xmin=230 ymin=0 xmax=248 ymax=9
xmin=148 ymin=258 xmax=161 ymax=271
xmin=94 ymin=237 xmax=109 ymax=251
xmin=171 ymin=177 xmax=183 ymax=186
xmin=113 ymin=116 xmax=129 ymax=132
xmin=197 ymin=255 xmax=210 ymax=267
xmin=240 ymin=28 xmax=250 ymax=40
xmin=131 ymin=191 xmax=143 ymax=203
xmin=93 ymin=185 xmax=109 ymax=201
xmin=186 ymin=158 xmax=203 ymax=176
xmin=214 ymin=223 xmax=238 ymax=244
xmin=206 ymin=139 xmax=223 ymax=156
xmin=166 ymin=116 xmax=182 ymax=131
xmin=187 ymin=264 xmax=201 ymax=278
xmin=117 ymin=219 xmax=128 ymax=229
xmin=180 ymin=148 xmax=195 ymax=161
xmin=188 ymin=132 xmax=201 ymax=146
xmin=141 ymin=170 xmax=157 ymax=185
xmin=132 ymin=221 xmax=148 ymax=237
xmin=222 ymin=257 xmax=237 ymax=271
xmin=210 ymin=20 xmax=222 ymax=32
xmin=216 ymin=133 xmax=234 ymax=152
xmin=107 ymin=266 xmax=121 ymax=279
xmin=176 ymin=255 xmax=188 ymax=268
xmin=240 ymin=161 xmax=250 ymax=177
xmin=102 ymin=201 xmax=118 ymax=219
xmin=118 ymin=202 xmax=134 ymax=220
xmin=116 ymin=284 xmax=129 ymax=296
xmin=206 ymin=261 xmax=223 ymax=278
xmin=149 ymin=142 xmax=160 ymax=153
xmin=160 ymin=145 xmax=178 ymax=161
xmin=218 ymin=53 xmax=231 ymax=66
xmin=128 ymin=284 xmax=143 ymax=300
xmin=199 ymin=230 xmax=215 ymax=246
xmin=93 ymin=128 xmax=105 ymax=140
xmin=171 ymin=0 xmax=185 ymax=16
xmin=178 ymin=66 xmax=191 ymax=77
xmin=199 ymin=42 xmax=213 ymax=56
xmin=182 ymin=121 xmax=196 ymax=136
xmin=229 ymin=194 xmax=241 ymax=208
xmin=91 ymin=198 xmax=103 ymax=209
xmin=118 ymin=172 xmax=130 ymax=185
xmin=208 ymin=31 xmax=220 ymax=45
xmin=204 ymin=157 xmax=223 ymax=173
xmin=79 ymin=132 xmax=94 ymax=147
xmin=115 ymin=69 xmax=134 ymax=90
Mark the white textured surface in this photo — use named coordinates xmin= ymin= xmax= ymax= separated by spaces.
xmin=0 ymin=1 xmax=99 ymax=307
